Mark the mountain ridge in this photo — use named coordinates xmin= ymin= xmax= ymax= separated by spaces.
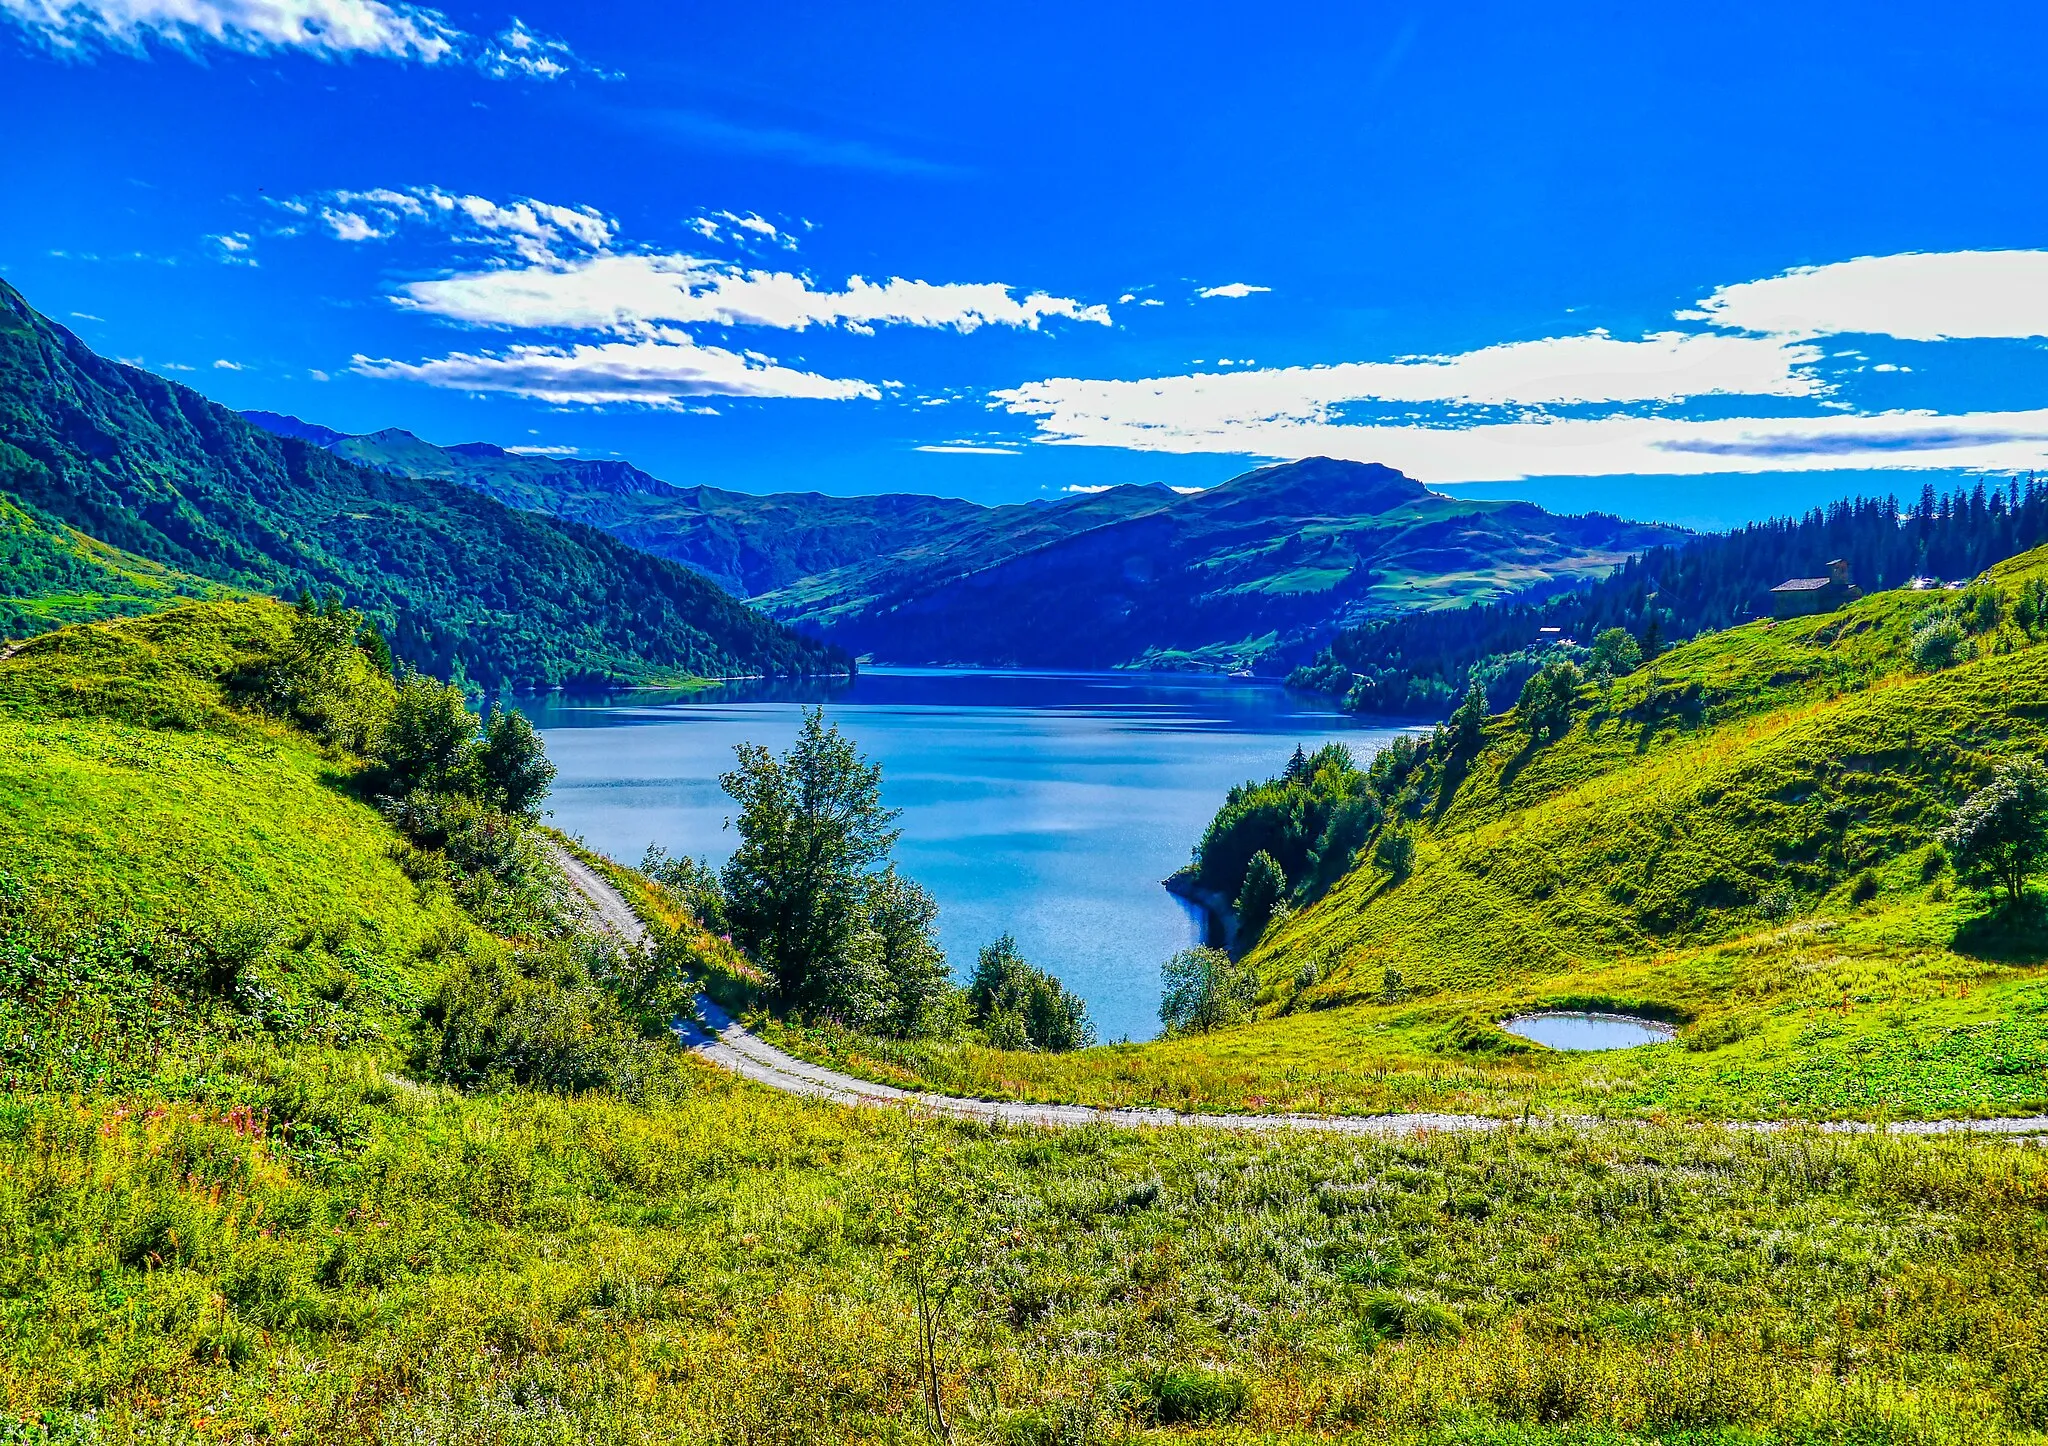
xmin=246 ymin=413 xmax=1687 ymax=673
xmin=0 ymin=280 xmax=844 ymax=688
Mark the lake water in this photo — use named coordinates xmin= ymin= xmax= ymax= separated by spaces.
xmin=524 ymin=670 xmax=1416 ymax=1043
xmin=1500 ymin=1012 xmax=1677 ymax=1051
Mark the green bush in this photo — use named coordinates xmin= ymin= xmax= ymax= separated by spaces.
xmin=1158 ymin=946 xmax=1259 ymax=1035
xmin=969 ymin=935 xmax=1093 ymax=1051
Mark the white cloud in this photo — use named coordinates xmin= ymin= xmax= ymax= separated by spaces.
xmin=998 ymin=331 xmax=1822 ymax=446
xmin=322 ymin=209 xmax=384 ymax=242
xmin=1138 ymin=298 xmax=1164 ymax=307
xmin=914 ymin=443 xmax=1019 ymax=455
xmin=68 ymin=311 xmax=102 ymax=321
xmin=0 ymin=0 xmax=600 ymax=76
xmin=311 ymin=186 xmax=613 ymax=262
xmin=1061 ymin=484 xmax=1113 ymax=493
xmin=478 ymin=17 xmax=590 ymax=79
xmin=503 ymin=443 xmax=579 ymax=455
xmin=1004 ymin=403 xmax=2048 ymax=482
xmin=1695 ymin=250 xmax=2048 ymax=341
xmin=0 ymin=0 xmax=462 ymax=61
xmin=1197 ymin=282 xmax=1270 ymax=299
xmin=1168 ymin=485 xmax=1205 ymax=494
xmin=398 ymin=252 xmax=1113 ymax=334
xmin=352 ymin=328 xmax=880 ymax=406
xmin=212 ymin=358 xmax=243 ymax=369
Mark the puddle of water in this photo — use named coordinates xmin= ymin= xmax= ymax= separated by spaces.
xmin=1501 ymin=1011 xmax=1676 ymax=1051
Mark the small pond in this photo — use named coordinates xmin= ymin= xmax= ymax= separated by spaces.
xmin=1500 ymin=1012 xmax=1676 ymax=1051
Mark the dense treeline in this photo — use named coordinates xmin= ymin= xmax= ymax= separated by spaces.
xmin=0 ymin=280 xmax=846 ymax=690
xmin=1294 ymin=477 xmax=2048 ymax=717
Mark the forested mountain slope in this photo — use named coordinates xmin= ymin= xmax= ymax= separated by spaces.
xmin=757 ymin=458 xmax=1683 ymax=670
xmin=1293 ymin=480 xmax=2048 ymax=716
xmin=243 ymin=412 xmax=992 ymax=599
xmin=0 ymin=280 xmax=843 ymax=688
xmin=249 ymin=412 xmax=1685 ymax=673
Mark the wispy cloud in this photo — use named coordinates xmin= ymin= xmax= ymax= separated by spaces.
xmin=0 ymin=0 xmax=599 ymax=77
xmin=398 ymin=253 xmax=1112 ymax=334
xmin=914 ymin=443 xmax=1019 ymax=455
xmin=352 ymin=329 xmax=880 ymax=406
xmin=998 ymin=331 xmax=1823 ymax=441
xmin=1197 ymin=282 xmax=1270 ymax=300
xmin=1692 ymin=250 xmax=2048 ymax=341
xmin=629 ymin=108 xmax=965 ymax=178
xmin=308 ymin=185 xmax=613 ymax=262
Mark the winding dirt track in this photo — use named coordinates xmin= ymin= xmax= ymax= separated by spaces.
xmin=554 ymin=847 xmax=2048 ymax=1140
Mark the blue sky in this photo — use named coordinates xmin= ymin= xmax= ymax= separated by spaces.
xmin=4 ymin=0 xmax=2047 ymax=527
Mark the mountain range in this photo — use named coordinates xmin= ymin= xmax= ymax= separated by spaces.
xmin=244 ymin=414 xmax=1687 ymax=673
xmin=0 ymin=281 xmax=842 ymax=689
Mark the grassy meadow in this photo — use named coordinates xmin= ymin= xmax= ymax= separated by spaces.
xmin=7 ymin=597 xmax=2048 ymax=1440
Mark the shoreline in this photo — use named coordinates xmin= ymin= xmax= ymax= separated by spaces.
xmin=1163 ymin=868 xmax=1240 ymax=954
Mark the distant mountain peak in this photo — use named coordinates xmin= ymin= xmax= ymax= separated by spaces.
xmin=239 ymin=410 xmax=355 ymax=448
xmin=1205 ymin=456 xmax=1430 ymax=514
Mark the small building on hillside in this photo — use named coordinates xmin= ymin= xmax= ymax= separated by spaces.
xmin=1771 ymin=559 xmax=1860 ymax=618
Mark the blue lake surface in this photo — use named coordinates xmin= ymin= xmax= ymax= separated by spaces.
xmin=524 ymin=669 xmax=1417 ymax=1043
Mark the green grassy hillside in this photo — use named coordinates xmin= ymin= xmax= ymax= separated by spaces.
xmin=768 ymin=548 xmax=2048 ymax=1123
xmin=0 ymin=280 xmax=843 ymax=688
xmin=8 ymin=603 xmax=2048 ymax=1441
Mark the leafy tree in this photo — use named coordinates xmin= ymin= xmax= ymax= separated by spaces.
xmin=1589 ymin=626 xmax=1642 ymax=678
xmin=1517 ymin=659 xmax=1580 ymax=742
xmin=472 ymin=705 xmax=555 ymax=818
xmin=968 ymin=935 xmax=1094 ymax=1051
xmin=1373 ymin=823 xmax=1416 ymax=878
xmin=1235 ymin=850 xmax=1287 ymax=942
xmin=1158 ymin=946 xmax=1260 ymax=1035
xmin=1939 ymin=756 xmax=2048 ymax=905
xmin=719 ymin=708 xmax=901 ymax=1012
xmin=849 ymin=867 xmax=957 ymax=1039
xmin=375 ymin=671 xmax=477 ymax=796
xmin=1305 ymin=791 xmax=1385 ymax=897
xmin=1444 ymin=683 xmax=1488 ymax=761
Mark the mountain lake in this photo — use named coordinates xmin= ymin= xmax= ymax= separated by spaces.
xmin=524 ymin=669 xmax=1419 ymax=1043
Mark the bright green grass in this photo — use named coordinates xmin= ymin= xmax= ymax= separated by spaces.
xmin=10 ymin=602 xmax=2048 ymax=1441
xmin=769 ymin=550 xmax=2048 ymax=1123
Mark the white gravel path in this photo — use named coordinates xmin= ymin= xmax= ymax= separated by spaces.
xmin=553 ymin=845 xmax=2048 ymax=1140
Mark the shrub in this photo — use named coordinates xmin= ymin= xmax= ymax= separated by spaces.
xmin=1158 ymin=946 xmax=1259 ymax=1035
xmin=1911 ymin=611 xmax=1968 ymax=672
xmin=414 ymin=940 xmax=656 ymax=1095
xmin=1373 ymin=823 xmax=1416 ymax=878
xmin=969 ymin=935 xmax=1093 ymax=1051
xmin=641 ymin=846 xmax=728 ymax=932
xmin=1850 ymin=868 xmax=1880 ymax=903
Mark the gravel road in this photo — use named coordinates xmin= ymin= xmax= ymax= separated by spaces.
xmin=553 ymin=845 xmax=2048 ymax=1140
